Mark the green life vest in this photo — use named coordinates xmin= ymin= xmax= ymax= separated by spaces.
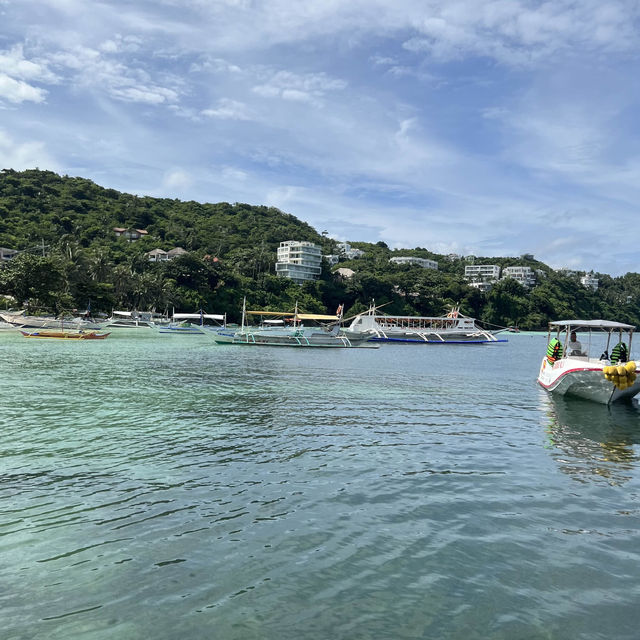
xmin=547 ymin=338 xmax=562 ymax=364
xmin=611 ymin=342 xmax=628 ymax=365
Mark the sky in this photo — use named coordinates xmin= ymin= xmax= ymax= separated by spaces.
xmin=1 ymin=0 xmax=640 ymax=276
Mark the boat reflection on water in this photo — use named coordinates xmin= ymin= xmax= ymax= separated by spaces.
xmin=543 ymin=394 xmax=640 ymax=484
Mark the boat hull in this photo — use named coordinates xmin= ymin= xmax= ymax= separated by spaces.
xmin=366 ymin=335 xmax=507 ymax=344
xmin=213 ymin=330 xmax=374 ymax=348
xmin=20 ymin=330 xmax=111 ymax=340
xmin=537 ymin=356 xmax=640 ymax=404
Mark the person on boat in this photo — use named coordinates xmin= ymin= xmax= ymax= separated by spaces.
xmin=567 ymin=331 xmax=584 ymax=356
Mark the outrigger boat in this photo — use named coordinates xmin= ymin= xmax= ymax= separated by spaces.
xmin=103 ymin=310 xmax=163 ymax=330
xmin=20 ymin=329 xmax=110 ymax=340
xmin=1 ymin=311 xmax=102 ymax=331
xmin=537 ymin=320 xmax=640 ymax=404
xmin=158 ymin=311 xmax=227 ymax=335
xmin=213 ymin=302 xmax=375 ymax=348
xmin=342 ymin=306 xmax=505 ymax=344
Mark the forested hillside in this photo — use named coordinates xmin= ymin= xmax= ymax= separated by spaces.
xmin=1 ymin=168 xmax=639 ymax=329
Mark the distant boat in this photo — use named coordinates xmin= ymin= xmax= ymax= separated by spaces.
xmin=20 ymin=329 xmax=110 ymax=340
xmin=342 ymin=306 xmax=506 ymax=344
xmin=158 ymin=311 xmax=227 ymax=335
xmin=0 ymin=311 xmax=102 ymax=331
xmin=537 ymin=319 xmax=640 ymax=404
xmin=103 ymin=311 xmax=160 ymax=330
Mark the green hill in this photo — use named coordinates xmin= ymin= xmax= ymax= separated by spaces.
xmin=1 ymin=168 xmax=640 ymax=328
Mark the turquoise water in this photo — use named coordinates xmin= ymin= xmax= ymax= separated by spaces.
xmin=2 ymin=332 xmax=640 ymax=639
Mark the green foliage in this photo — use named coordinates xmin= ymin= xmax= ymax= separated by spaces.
xmin=2 ymin=169 xmax=640 ymax=328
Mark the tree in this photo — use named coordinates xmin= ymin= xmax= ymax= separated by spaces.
xmin=0 ymin=253 xmax=66 ymax=312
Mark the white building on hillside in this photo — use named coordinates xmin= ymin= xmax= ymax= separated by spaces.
xmin=389 ymin=256 xmax=438 ymax=270
xmin=276 ymin=241 xmax=322 ymax=284
xmin=337 ymin=242 xmax=365 ymax=259
xmin=464 ymin=264 xmax=501 ymax=282
xmin=502 ymin=265 xmax=536 ymax=287
xmin=581 ymin=273 xmax=599 ymax=290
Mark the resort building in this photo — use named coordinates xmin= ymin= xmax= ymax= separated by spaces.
xmin=464 ymin=264 xmax=501 ymax=282
xmin=389 ymin=256 xmax=438 ymax=270
xmin=0 ymin=247 xmax=18 ymax=261
xmin=501 ymin=265 xmax=536 ymax=287
xmin=147 ymin=249 xmax=169 ymax=262
xmin=114 ymin=227 xmax=149 ymax=242
xmin=337 ymin=242 xmax=365 ymax=260
xmin=146 ymin=247 xmax=188 ymax=262
xmin=167 ymin=247 xmax=188 ymax=259
xmin=469 ymin=281 xmax=493 ymax=293
xmin=581 ymin=273 xmax=599 ymax=290
xmin=275 ymin=241 xmax=323 ymax=284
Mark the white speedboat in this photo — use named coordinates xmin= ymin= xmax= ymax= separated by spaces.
xmin=537 ymin=320 xmax=640 ymax=404
xmin=343 ymin=306 xmax=505 ymax=344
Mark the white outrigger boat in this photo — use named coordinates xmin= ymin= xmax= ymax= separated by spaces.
xmin=343 ymin=306 xmax=505 ymax=344
xmin=158 ymin=312 xmax=227 ymax=335
xmin=537 ymin=320 xmax=640 ymax=404
xmin=213 ymin=302 xmax=375 ymax=348
xmin=103 ymin=310 xmax=163 ymax=330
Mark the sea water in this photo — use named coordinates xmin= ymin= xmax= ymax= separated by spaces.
xmin=1 ymin=332 xmax=640 ymax=639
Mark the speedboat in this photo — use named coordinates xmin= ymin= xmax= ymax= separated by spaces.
xmin=342 ymin=306 xmax=505 ymax=344
xmin=537 ymin=320 xmax=640 ymax=404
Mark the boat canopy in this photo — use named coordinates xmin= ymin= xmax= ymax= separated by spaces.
xmin=173 ymin=313 xmax=225 ymax=321
xmin=296 ymin=313 xmax=339 ymax=321
xmin=549 ymin=320 xmax=635 ymax=330
xmin=245 ymin=310 xmax=338 ymax=321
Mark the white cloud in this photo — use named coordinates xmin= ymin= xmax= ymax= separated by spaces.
xmin=47 ymin=45 xmax=181 ymax=105
xmin=110 ymin=85 xmax=178 ymax=105
xmin=0 ymin=129 xmax=58 ymax=170
xmin=0 ymin=44 xmax=58 ymax=83
xmin=163 ymin=168 xmax=193 ymax=191
xmin=0 ymin=74 xmax=47 ymax=104
xmin=252 ymin=70 xmax=347 ymax=105
xmin=201 ymin=98 xmax=253 ymax=120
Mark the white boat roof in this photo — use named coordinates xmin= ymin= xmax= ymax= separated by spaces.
xmin=550 ymin=319 xmax=636 ymax=330
xmin=173 ymin=313 xmax=225 ymax=320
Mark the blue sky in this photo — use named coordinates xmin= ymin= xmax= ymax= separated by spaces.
xmin=1 ymin=1 xmax=639 ymax=275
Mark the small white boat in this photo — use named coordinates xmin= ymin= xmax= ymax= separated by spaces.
xmin=537 ymin=320 xmax=640 ymax=404
xmin=158 ymin=312 xmax=227 ymax=335
xmin=103 ymin=310 xmax=159 ymax=329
